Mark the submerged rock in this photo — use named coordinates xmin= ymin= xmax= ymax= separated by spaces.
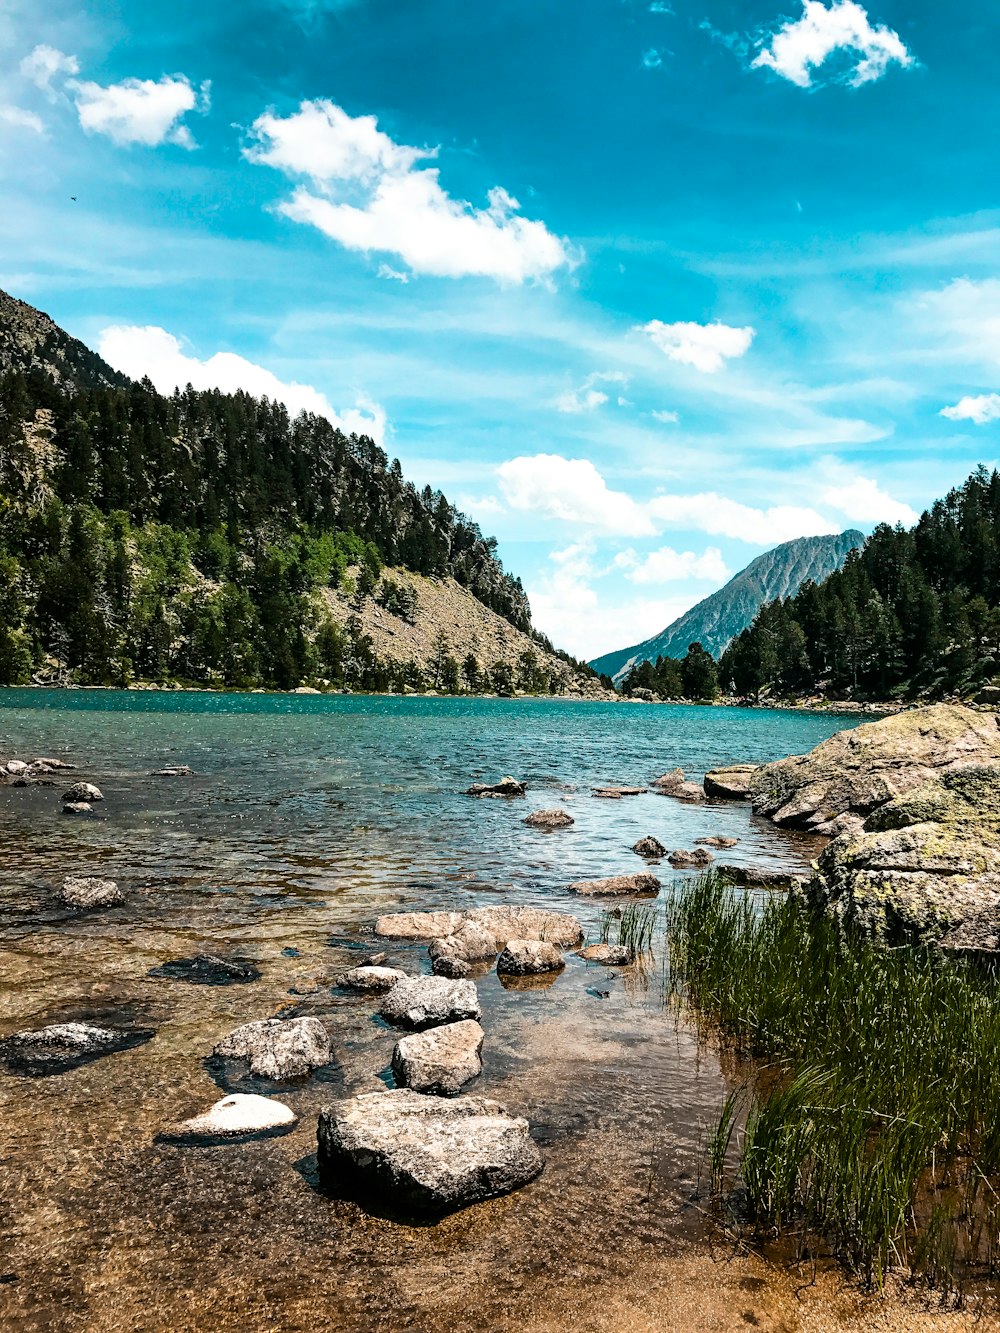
xmin=379 ymin=976 xmax=481 ymax=1030
xmin=391 ymin=1020 xmax=484 ymax=1096
xmin=62 ymin=781 xmax=104 ymax=803
xmin=317 ymin=1089 xmax=543 ymax=1216
xmin=668 ymin=848 xmax=714 ymax=867
xmin=810 ymin=763 xmax=1000 ymax=942
xmin=466 ymin=776 xmax=526 ymax=798
xmin=695 ymin=835 xmax=740 ymax=849
xmin=523 ymin=809 xmax=574 ymax=829
xmin=703 ymin=765 xmax=758 ymax=800
xmin=1 ymin=1022 xmax=154 ymax=1076
xmin=336 ymin=965 xmax=407 ymax=992
xmin=162 ymin=1093 xmax=297 ymax=1143
xmin=749 ymin=703 xmax=1000 ymax=834
xmin=633 ymin=836 xmax=666 ymax=858
xmin=58 ymin=876 xmax=124 ymax=909
xmin=496 ymin=939 xmax=564 ymax=976
xmin=568 ymin=873 xmax=661 ymax=898
xmin=149 ymin=954 xmax=261 ymax=985
xmin=213 ymin=1016 xmax=332 ymax=1080
xmin=577 ymin=943 xmax=635 ymax=966
xmin=62 ymin=801 xmax=94 ymax=817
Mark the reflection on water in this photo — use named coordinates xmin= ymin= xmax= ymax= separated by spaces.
xmin=2 ymin=692 xmax=980 ymax=1330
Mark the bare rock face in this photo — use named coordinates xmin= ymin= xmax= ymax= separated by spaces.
xmin=466 ymin=776 xmax=526 ymax=798
xmin=379 ymin=976 xmax=481 ymax=1030
xmin=811 ymin=764 xmax=1000 ymax=942
xmin=523 ymin=808 xmax=574 ymax=829
xmin=577 ymin=943 xmax=635 ymax=966
xmin=667 ymin=848 xmax=714 ymax=867
xmin=391 ymin=1020 xmax=484 ymax=1096
xmin=58 ymin=876 xmax=125 ymax=908
xmin=213 ymin=1017 xmax=332 ymax=1080
xmin=496 ymin=939 xmax=565 ymax=976
xmin=163 ymin=1093 xmax=297 ymax=1142
xmin=375 ymin=910 xmax=464 ymax=940
xmin=569 ymin=873 xmax=661 ymax=897
xmin=749 ymin=704 xmax=1000 ymax=834
xmin=62 ymin=781 xmax=104 ymax=803
xmin=703 ymin=766 xmax=758 ymax=800
xmin=633 ymin=836 xmax=666 ymax=858
xmin=317 ymin=1089 xmax=543 ymax=1215
xmin=336 ymin=965 xmax=407 ymax=992
xmin=695 ymin=835 xmax=739 ymax=849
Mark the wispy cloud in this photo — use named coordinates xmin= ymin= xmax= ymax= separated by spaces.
xmin=553 ymin=370 xmax=628 ymax=414
xmin=642 ymin=49 xmax=663 ymax=70
xmin=0 ymin=104 xmax=44 ymax=134
xmin=751 ymin=1 xmax=914 ymax=89
xmin=20 ymin=44 xmax=79 ymax=96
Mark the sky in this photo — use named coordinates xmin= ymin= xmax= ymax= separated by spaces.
xmin=1 ymin=0 xmax=999 ymax=660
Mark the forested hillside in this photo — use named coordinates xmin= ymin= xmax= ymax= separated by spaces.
xmin=719 ymin=467 xmax=1000 ymax=702
xmin=0 ymin=291 xmax=602 ymax=694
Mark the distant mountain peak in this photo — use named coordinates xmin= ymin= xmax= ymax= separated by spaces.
xmin=0 ymin=287 xmax=128 ymax=393
xmin=590 ymin=530 xmax=865 ymax=684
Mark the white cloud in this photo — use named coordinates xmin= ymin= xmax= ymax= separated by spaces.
xmin=70 ymin=75 xmax=208 ymax=149
xmin=941 ymin=393 xmax=1000 ymax=426
xmin=497 ymin=454 xmax=655 ymax=535
xmin=20 ymin=44 xmax=79 ymax=96
xmin=377 ymin=263 xmax=410 ymax=283
xmin=96 ymin=325 xmax=386 ymax=442
xmin=615 ymin=545 xmax=730 ymax=584
xmin=652 ymin=409 xmax=679 ymax=423
xmin=752 ymin=1 xmax=913 ymax=89
xmin=553 ymin=370 xmax=628 ymax=414
xmin=640 ymin=319 xmax=755 ymax=373
xmin=818 ymin=464 xmax=918 ymax=526
xmin=0 ymin=105 xmax=44 ymax=134
xmin=245 ymin=99 xmax=574 ymax=283
xmin=648 ymin=492 xmax=838 ymax=544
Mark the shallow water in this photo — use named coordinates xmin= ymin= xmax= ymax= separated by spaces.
xmin=1 ymin=692 xmax=991 ymax=1331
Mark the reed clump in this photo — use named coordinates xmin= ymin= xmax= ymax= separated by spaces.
xmin=600 ymin=901 xmax=657 ymax=955
xmin=666 ymin=872 xmax=1000 ymax=1290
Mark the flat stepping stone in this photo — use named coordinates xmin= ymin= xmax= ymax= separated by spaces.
xmin=379 ymin=976 xmax=481 ymax=1030
xmin=1 ymin=1022 xmax=154 ymax=1077
xmin=58 ymin=876 xmax=125 ymax=908
xmin=213 ymin=1017 xmax=331 ymax=1080
xmin=161 ymin=1093 xmax=296 ymax=1144
xmin=703 ymin=765 xmax=758 ymax=800
xmin=336 ymin=965 xmax=407 ymax=991
xmin=391 ymin=1020 xmax=484 ymax=1096
xmin=375 ymin=911 xmax=463 ymax=940
xmin=318 ymin=1089 xmax=543 ymax=1216
xmin=592 ymin=786 xmax=646 ymax=798
xmin=568 ymin=873 xmax=661 ymax=897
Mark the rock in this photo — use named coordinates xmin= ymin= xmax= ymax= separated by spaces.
xmin=5 ymin=759 xmax=28 ymax=775
xmin=667 ymin=848 xmax=714 ymax=867
xmin=149 ymin=954 xmax=261 ymax=985
xmin=162 ymin=1093 xmax=296 ymax=1142
xmin=749 ymin=703 xmax=1000 ymax=833
xmin=62 ymin=781 xmax=104 ymax=803
xmin=592 ymin=789 xmax=621 ymax=799
xmin=717 ymin=864 xmax=801 ymax=890
xmin=33 ymin=757 xmax=74 ymax=769
xmin=361 ymin=952 xmax=388 ymax=967
xmin=288 ymin=969 xmax=338 ymax=996
xmin=213 ymin=1016 xmax=332 ymax=1080
xmin=810 ymin=764 xmax=1000 ymax=942
xmin=379 ymin=976 xmax=481 ymax=1029
xmin=150 ymin=765 xmax=193 ymax=777
xmin=651 ymin=768 xmax=685 ymax=792
xmin=375 ymin=910 xmax=463 ymax=940
xmin=336 ymin=965 xmax=407 ymax=991
xmin=666 ymin=781 xmax=707 ymax=803
xmin=695 ymin=835 xmax=740 ymax=849
xmin=974 ymin=685 xmax=1000 ymax=707
xmin=703 ymin=765 xmax=758 ymax=800
xmin=633 ymin=836 xmax=666 ymax=858
xmin=391 ymin=1020 xmax=484 ymax=1096
xmin=577 ymin=943 xmax=635 ymax=966
xmin=523 ymin=809 xmax=574 ymax=829
xmin=592 ymin=786 xmax=646 ymax=798
xmin=429 ymin=919 xmax=500 ymax=968
xmin=939 ymin=906 xmax=1000 ymax=955
xmin=62 ymin=801 xmax=94 ymax=817
xmin=58 ymin=876 xmax=125 ymax=909
xmin=317 ymin=1089 xmax=543 ymax=1216
xmin=466 ymin=776 xmax=526 ymax=798
xmin=569 ymin=873 xmax=661 ymax=897
xmin=1 ymin=1022 xmax=154 ymax=1075
xmin=496 ymin=939 xmax=565 ymax=975
xmin=465 ymin=905 xmax=584 ymax=949
xmin=432 ymin=954 xmax=470 ymax=979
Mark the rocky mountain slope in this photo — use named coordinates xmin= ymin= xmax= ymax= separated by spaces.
xmin=590 ymin=530 xmax=864 ymax=684
xmin=0 ymin=289 xmax=127 ymax=391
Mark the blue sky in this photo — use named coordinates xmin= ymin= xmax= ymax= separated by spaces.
xmin=2 ymin=0 xmax=999 ymax=659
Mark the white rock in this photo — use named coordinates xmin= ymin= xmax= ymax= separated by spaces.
xmin=379 ymin=975 xmax=481 ymax=1029
xmin=375 ymin=910 xmax=463 ymax=940
xmin=166 ymin=1093 xmax=296 ymax=1140
xmin=58 ymin=876 xmax=124 ymax=909
xmin=62 ymin=781 xmax=104 ymax=802
xmin=213 ymin=1016 xmax=331 ymax=1080
xmin=6 ymin=760 xmax=28 ymax=775
xmin=336 ymin=965 xmax=407 ymax=991
xmin=392 ymin=1020 xmax=484 ymax=1096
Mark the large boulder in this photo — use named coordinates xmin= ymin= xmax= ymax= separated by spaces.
xmin=749 ymin=704 xmax=1000 ymax=834
xmin=466 ymin=904 xmax=583 ymax=949
xmin=58 ymin=876 xmax=125 ymax=909
xmin=213 ymin=1017 xmax=332 ymax=1079
xmin=496 ymin=940 xmax=564 ymax=975
xmin=704 ymin=765 xmax=758 ymax=800
xmin=391 ymin=1020 xmax=484 ymax=1096
xmin=379 ymin=976 xmax=481 ymax=1029
xmin=375 ymin=910 xmax=463 ymax=940
xmin=317 ymin=1089 xmax=543 ymax=1215
xmin=810 ymin=764 xmax=1000 ymax=942
xmin=162 ymin=1093 xmax=296 ymax=1142
xmin=569 ymin=873 xmax=661 ymax=897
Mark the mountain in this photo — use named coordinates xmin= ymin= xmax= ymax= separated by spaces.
xmin=590 ymin=530 xmax=865 ymax=685
xmin=0 ymin=288 xmax=607 ymax=696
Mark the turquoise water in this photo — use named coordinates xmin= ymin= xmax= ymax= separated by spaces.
xmin=0 ymin=692 xmax=868 ymax=1331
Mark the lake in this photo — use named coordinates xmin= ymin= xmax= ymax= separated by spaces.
xmin=0 ymin=692 xmax=892 ymax=1331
